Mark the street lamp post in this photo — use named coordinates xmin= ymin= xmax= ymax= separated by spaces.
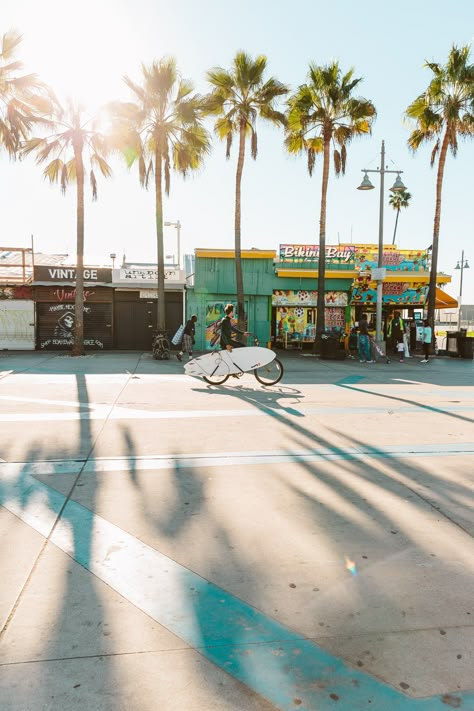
xmin=164 ymin=220 xmax=181 ymax=267
xmin=455 ymin=250 xmax=470 ymax=329
xmin=357 ymin=140 xmax=407 ymax=344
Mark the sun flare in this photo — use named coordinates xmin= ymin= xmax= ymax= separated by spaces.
xmin=7 ymin=0 xmax=143 ymax=114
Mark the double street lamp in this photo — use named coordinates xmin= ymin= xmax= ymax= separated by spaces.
xmin=358 ymin=140 xmax=407 ymax=344
xmin=455 ymin=251 xmax=470 ymax=329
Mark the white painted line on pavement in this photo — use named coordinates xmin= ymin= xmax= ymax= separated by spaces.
xmin=2 ymin=443 xmax=473 ymax=478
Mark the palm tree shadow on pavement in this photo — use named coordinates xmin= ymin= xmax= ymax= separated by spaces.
xmin=0 ymin=373 xmax=107 ymax=709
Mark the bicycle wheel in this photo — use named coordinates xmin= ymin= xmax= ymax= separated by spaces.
xmin=203 ymin=373 xmax=229 ymax=385
xmin=254 ymin=358 xmax=284 ymax=386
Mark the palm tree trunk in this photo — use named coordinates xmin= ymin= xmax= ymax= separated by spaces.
xmin=315 ymin=133 xmax=331 ymax=345
xmin=392 ymin=208 xmax=400 ymax=245
xmin=72 ymin=139 xmax=85 ymax=357
xmin=234 ymin=120 xmax=246 ymax=332
xmin=155 ymin=146 xmax=166 ymax=332
xmin=427 ymin=128 xmax=450 ymax=342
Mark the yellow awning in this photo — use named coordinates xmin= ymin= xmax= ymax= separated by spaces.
xmin=435 ymin=287 xmax=458 ymax=309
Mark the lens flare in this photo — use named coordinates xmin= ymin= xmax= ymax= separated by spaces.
xmin=345 ymin=556 xmax=357 ymax=576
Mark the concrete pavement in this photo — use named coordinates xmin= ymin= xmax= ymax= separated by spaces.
xmin=0 ymin=350 xmax=473 ymax=710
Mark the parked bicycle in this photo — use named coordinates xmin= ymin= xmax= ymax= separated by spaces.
xmin=151 ymin=329 xmax=170 ymax=360
xmin=184 ymin=333 xmax=284 ymax=386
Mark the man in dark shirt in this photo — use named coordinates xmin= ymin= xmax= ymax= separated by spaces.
xmin=177 ymin=314 xmax=197 ymax=361
xmin=220 ymin=303 xmax=248 ymax=351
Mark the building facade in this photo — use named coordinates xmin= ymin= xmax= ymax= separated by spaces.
xmin=186 ymin=244 xmax=454 ymax=350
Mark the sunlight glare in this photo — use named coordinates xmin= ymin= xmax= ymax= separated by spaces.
xmin=9 ymin=0 xmax=143 ymax=114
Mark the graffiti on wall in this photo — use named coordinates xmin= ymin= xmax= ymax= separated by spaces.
xmin=0 ymin=286 xmax=32 ymax=300
xmin=38 ymin=303 xmax=111 ymax=350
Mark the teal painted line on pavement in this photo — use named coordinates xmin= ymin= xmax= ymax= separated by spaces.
xmin=1 ymin=470 xmax=474 ymax=710
xmin=335 ymin=375 xmax=367 ymax=385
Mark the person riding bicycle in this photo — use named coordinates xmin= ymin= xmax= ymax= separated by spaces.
xmin=220 ymin=304 xmax=249 ymax=351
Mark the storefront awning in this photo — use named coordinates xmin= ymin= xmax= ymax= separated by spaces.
xmin=435 ymin=287 xmax=458 ymax=309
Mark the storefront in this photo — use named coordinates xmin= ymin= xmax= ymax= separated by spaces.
xmin=111 ymin=264 xmax=186 ymax=349
xmin=272 ymin=243 xmax=355 ymax=347
xmin=188 ymin=243 xmax=453 ymax=351
xmin=33 ymin=266 xmax=113 ymax=350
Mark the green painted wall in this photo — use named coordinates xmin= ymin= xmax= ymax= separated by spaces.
xmin=186 ymin=254 xmax=353 ymax=350
xmin=185 ymin=289 xmax=270 ymax=350
xmin=194 ymin=257 xmax=274 ymax=296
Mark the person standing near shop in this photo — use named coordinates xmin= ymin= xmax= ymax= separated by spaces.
xmin=177 ymin=314 xmax=197 ymax=361
xmin=357 ymin=314 xmax=374 ymax=363
xmin=420 ymin=319 xmax=432 ymax=363
xmin=388 ymin=311 xmax=405 ymax=354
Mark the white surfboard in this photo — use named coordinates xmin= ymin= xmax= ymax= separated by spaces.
xmin=184 ymin=346 xmax=276 ymax=378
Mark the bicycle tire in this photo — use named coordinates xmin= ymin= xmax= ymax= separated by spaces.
xmin=254 ymin=358 xmax=284 ymax=386
xmin=203 ymin=373 xmax=229 ymax=385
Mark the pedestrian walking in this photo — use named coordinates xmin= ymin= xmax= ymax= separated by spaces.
xmin=357 ymin=314 xmax=374 ymax=363
xmin=420 ymin=320 xmax=432 ymax=363
xmin=177 ymin=315 xmax=197 ymax=361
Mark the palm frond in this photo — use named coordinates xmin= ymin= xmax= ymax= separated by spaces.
xmin=284 ymin=131 xmax=306 ymax=155
xmin=43 ymin=157 xmax=64 ymax=183
xmin=341 ymin=144 xmax=347 ymax=173
xmin=430 ymin=138 xmax=440 ymax=166
xmin=251 ymin=129 xmax=257 ymax=159
xmin=1 ymin=29 xmax=23 ymax=61
xmin=307 ymin=147 xmax=315 ymax=176
xmin=334 ymin=149 xmax=341 ymax=175
xmin=226 ymin=131 xmax=232 ymax=159
xmin=164 ymin=150 xmax=171 ymax=195
xmin=91 ymin=153 xmax=112 ymax=178
xmin=90 ymin=169 xmax=98 ymax=200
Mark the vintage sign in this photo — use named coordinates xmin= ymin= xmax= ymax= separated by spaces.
xmin=279 ymin=244 xmax=356 ymax=264
xmin=34 ymin=266 xmax=112 ymax=283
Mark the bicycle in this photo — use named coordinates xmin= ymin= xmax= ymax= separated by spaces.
xmin=184 ymin=333 xmax=284 ymax=386
xmin=151 ymin=329 xmax=170 ymax=360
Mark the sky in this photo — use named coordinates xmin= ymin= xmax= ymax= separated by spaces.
xmin=1 ymin=0 xmax=474 ymax=304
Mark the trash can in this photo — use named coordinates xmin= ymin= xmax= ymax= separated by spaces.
xmin=320 ymin=332 xmax=345 ymax=360
xmin=446 ymin=333 xmax=459 ymax=357
xmin=457 ymin=336 xmax=474 ymax=360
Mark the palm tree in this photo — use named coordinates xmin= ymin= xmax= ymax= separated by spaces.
xmin=285 ymin=62 xmax=376 ymax=338
xmin=0 ymin=28 xmax=49 ymax=158
xmin=389 ymin=189 xmax=412 ymax=245
xmin=22 ymin=99 xmax=112 ymax=355
xmin=406 ymin=44 xmax=474 ymax=332
xmin=204 ymin=52 xmax=288 ymax=331
xmin=110 ymin=58 xmax=210 ymax=332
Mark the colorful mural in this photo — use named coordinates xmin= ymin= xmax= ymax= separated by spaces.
xmin=351 ymin=275 xmax=428 ymax=305
xmin=272 ymin=290 xmax=348 ymax=306
xmin=353 ymin=246 xmax=428 ymax=272
xmin=276 ymin=305 xmax=345 ymax=338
